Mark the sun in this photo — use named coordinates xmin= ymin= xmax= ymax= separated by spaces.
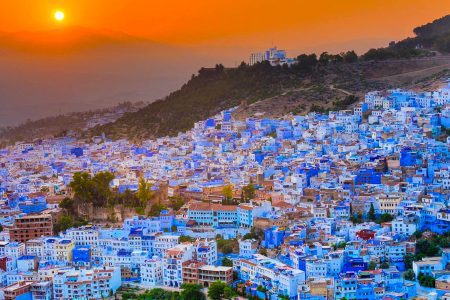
xmin=54 ymin=11 xmax=65 ymax=22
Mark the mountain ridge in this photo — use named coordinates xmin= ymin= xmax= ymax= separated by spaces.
xmin=88 ymin=15 xmax=450 ymax=141
xmin=0 ymin=26 xmax=169 ymax=53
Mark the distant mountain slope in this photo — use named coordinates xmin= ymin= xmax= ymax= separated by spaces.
xmin=0 ymin=26 xmax=162 ymax=53
xmin=412 ymin=14 xmax=450 ymax=52
xmin=364 ymin=15 xmax=450 ymax=60
xmin=91 ymin=63 xmax=311 ymax=140
xmin=90 ymin=15 xmax=450 ymax=141
xmin=0 ymin=102 xmax=144 ymax=147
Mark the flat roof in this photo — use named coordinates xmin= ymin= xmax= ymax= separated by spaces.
xmin=200 ymin=265 xmax=232 ymax=271
xmin=4 ymin=281 xmax=35 ymax=291
xmin=18 ymin=214 xmax=51 ymax=219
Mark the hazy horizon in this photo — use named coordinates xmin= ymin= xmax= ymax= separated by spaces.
xmin=0 ymin=28 xmax=397 ymax=127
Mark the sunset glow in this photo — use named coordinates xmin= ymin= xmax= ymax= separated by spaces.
xmin=54 ymin=10 xmax=65 ymax=22
xmin=0 ymin=0 xmax=446 ymax=54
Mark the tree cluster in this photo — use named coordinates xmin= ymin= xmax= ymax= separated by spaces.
xmin=168 ymin=195 xmax=186 ymax=211
xmin=208 ymin=281 xmax=236 ymax=300
xmin=403 ymin=231 xmax=450 ymax=271
xmin=61 ymin=172 xmax=161 ymax=223
xmin=242 ymin=227 xmax=264 ymax=241
xmin=242 ymin=182 xmax=256 ymax=202
xmin=418 ymin=272 xmax=435 ymax=288
xmin=53 ymin=214 xmax=88 ymax=234
xmin=317 ymin=51 xmax=358 ymax=65
xmin=121 ymin=284 xmax=206 ymax=300
xmin=69 ymin=171 xmax=114 ymax=207
xmin=217 ymin=238 xmax=238 ymax=254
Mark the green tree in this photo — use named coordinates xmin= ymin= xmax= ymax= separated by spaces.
xmin=413 ymin=230 xmax=423 ymax=239
xmin=59 ymin=197 xmax=74 ymax=211
xmin=416 ymin=239 xmax=440 ymax=257
xmin=141 ymin=288 xmax=173 ymax=300
xmin=222 ymin=185 xmax=234 ymax=204
xmin=135 ymin=207 xmax=145 ymax=215
xmin=242 ymin=183 xmax=255 ymax=202
xmin=295 ymin=53 xmax=318 ymax=72
xmin=403 ymin=269 xmax=415 ymax=281
xmin=40 ymin=186 xmax=50 ymax=193
xmin=137 ymin=177 xmax=154 ymax=207
xmin=180 ymin=283 xmax=205 ymax=300
xmin=121 ymin=291 xmax=137 ymax=300
xmin=208 ymin=281 xmax=228 ymax=300
xmin=380 ymin=261 xmax=390 ymax=269
xmin=149 ymin=203 xmax=167 ymax=217
xmin=350 ymin=213 xmax=363 ymax=224
xmin=54 ymin=215 xmax=88 ymax=233
xmin=223 ymin=286 xmax=236 ymax=299
xmin=404 ymin=253 xmax=416 ymax=269
xmin=319 ymin=52 xmax=331 ymax=65
xmin=334 ymin=241 xmax=347 ymax=250
xmin=418 ymin=272 xmax=435 ymax=288
xmin=367 ymin=261 xmax=377 ymax=270
xmin=222 ymin=257 xmax=233 ymax=267
xmin=56 ymin=215 xmax=74 ymax=232
xmin=179 ymin=235 xmax=194 ymax=243
xmin=310 ymin=104 xmax=327 ymax=113
xmin=169 ymin=196 xmax=186 ymax=211
xmin=116 ymin=189 xmax=140 ymax=207
xmin=217 ymin=238 xmax=237 ymax=254
xmin=91 ymin=171 xmax=115 ymax=207
xmin=377 ymin=213 xmax=394 ymax=224
xmin=69 ymin=172 xmax=94 ymax=203
xmin=342 ymin=50 xmax=358 ymax=63
xmin=69 ymin=171 xmax=114 ymax=207
xmin=242 ymin=227 xmax=260 ymax=240
xmin=368 ymin=203 xmax=376 ymax=221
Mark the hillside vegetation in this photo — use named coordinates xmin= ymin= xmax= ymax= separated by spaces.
xmin=363 ymin=15 xmax=450 ymax=60
xmin=89 ymin=15 xmax=450 ymax=141
xmin=91 ymin=61 xmax=321 ymax=140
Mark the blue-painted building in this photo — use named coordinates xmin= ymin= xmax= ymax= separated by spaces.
xmin=354 ymin=169 xmax=381 ymax=185
xmin=70 ymin=147 xmax=84 ymax=157
xmin=342 ymin=258 xmax=367 ymax=273
xmin=18 ymin=197 xmax=47 ymax=214
xmin=263 ymin=227 xmax=286 ymax=249
xmin=400 ymin=147 xmax=418 ymax=166
xmin=159 ymin=210 xmax=174 ymax=230
xmin=205 ymin=118 xmax=216 ymax=128
xmin=72 ymin=246 xmax=91 ymax=267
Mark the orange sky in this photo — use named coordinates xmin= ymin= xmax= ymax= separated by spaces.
xmin=0 ymin=1 xmax=449 ymax=125
xmin=0 ymin=0 xmax=449 ymax=55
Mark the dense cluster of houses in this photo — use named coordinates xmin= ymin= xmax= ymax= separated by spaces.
xmin=0 ymin=81 xmax=450 ymax=299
